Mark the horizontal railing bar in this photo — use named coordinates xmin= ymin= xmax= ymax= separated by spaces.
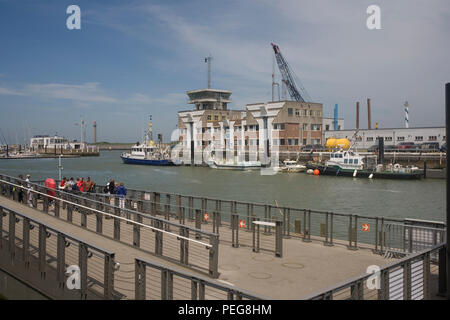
xmin=0 ymin=203 xmax=114 ymax=256
xmin=301 ymin=242 xmax=445 ymax=300
xmin=0 ymin=178 xmax=213 ymax=248
xmin=135 ymin=257 xmax=270 ymax=300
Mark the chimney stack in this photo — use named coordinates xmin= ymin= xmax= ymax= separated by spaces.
xmin=367 ymin=98 xmax=372 ymax=130
xmin=356 ymin=102 xmax=360 ymax=129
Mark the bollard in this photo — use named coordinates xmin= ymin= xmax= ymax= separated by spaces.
xmin=275 ymin=220 xmax=283 ymax=258
xmin=209 ymin=234 xmax=219 ymax=278
xmin=231 ymin=213 xmax=239 ymax=248
xmin=252 ymin=217 xmax=260 ymax=253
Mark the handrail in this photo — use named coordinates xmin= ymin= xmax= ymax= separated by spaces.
xmin=135 ymin=256 xmax=271 ymax=300
xmin=301 ymin=242 xmax=446 ymax=300
xmin=0 ymin=203 xmax=115 ymax=257
xmin=0 ymin=176 xmax=214 ymax=248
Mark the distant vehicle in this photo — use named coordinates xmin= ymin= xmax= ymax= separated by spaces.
xmin=420 ymin=142 xmax=440 ymax=152
xmin=301 ymin=145 xmax=315 ymax=152
xmin=440 ymin=143 xmax=446 ymax=152
xmin=384 ymin=145 xmax=398 ymax=152
xmin=367 ymin=144 xmax=379 ymax=152
xmin=396 ymin=142 xmax=418 ymax=152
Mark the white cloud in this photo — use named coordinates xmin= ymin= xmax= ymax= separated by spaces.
xmin=0 ymin=86 xmax=24 ymax=96
xmin=24 ymin=82 xmax=117 ymax=103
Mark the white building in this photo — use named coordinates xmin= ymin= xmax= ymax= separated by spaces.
xmin=30 ymin=135 xmax=87 ymax=150
xmin=324 ymin=127 xmax=446 ymax=149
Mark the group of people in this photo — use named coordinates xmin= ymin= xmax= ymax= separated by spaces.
xmin=104 ymin=178 xmax=127 ymax=208
xmin=59 ymin=177 xmax=96 ymax=193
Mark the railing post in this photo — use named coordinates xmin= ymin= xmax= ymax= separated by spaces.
xmin=135 ymin=259 xmax=146 ymax=300
xmin=195 ymin=209 xmax=202 ymax=240
xmin=96 ymin=210 xmax=103 ymax=234
xmin=78 ymin=243 xmax=88 ymax=299
xmin=252 ymin=217 xmax=260 ymax=253
xmin=403 ymin=261 xmax=412 ymax=300
xmin=38 ymin=224 xmax=46 ymax=278
xmin=176 ymin=195 xmax=182 ymax=222
xmin=0 ymin=208 xmax=3 ymax=250
xmin=275 ymin=220 xmax=283 ymax=258
xmin=161 ymin=269 xmax=168 ymax=299
xmin=113 ymin=214 xmax=120 ymax=241
xmin=67 ymin=201 xmax=73 ymax=222
xmin=191 ymin=280 xmax=198 ymax=300
xmin=231 ymin=213 xmax=239 ymax=248
xmin=188 ymin=196 xmax=194 ymax=221
xmin=22 ymin=217 xmax=30 ymax=267
xmin=54 ymin=193 xmax=60 ymax=217
xmin=155 ymin=220 xmax=163 ymax=256
xmin=133 ymin=212 xmax=142 ymax=248
xmin=8 ymin=211 xmax=16 ymax=261
xmin=104 ymin=253 xmax=115 ymax=299
xmin=303 ymin=210 xmax=311 ymax=242
xmin=212 ymin=211 xmax=220 ymax=234
xmin=209 ymin=234 xmax=219 ymax=278
xmin=43 ymin=192 xmax=49 ymax=213
xmin=378 ymin=269 xmax=389 ymax=300
xmin=56 ymin=233 xmax=66 ymax=286
xmin=180 ymin=227 xmax=189 ymax=265
xmin=438 ymin=246 xmax=447 ymax=296
xmin=165 ymin=194 xmax=171 ymax=228
xmin=423 ymin=252 xmax=431 ymax=300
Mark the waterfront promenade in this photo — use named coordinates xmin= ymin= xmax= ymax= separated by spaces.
xmin=0 ymin=191 xmax=398 ymax=299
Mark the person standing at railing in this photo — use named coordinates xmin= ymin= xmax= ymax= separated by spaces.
xmin=59 ymin=177 xmax=67 ymax=190
xmin=108 ymin=179 xmax=115 ymax=195
xmin=117 ymin=182 xmax=127 ymax=210
xmin=44 ymin=177 xmax=56 ymax=206
xmin=26 ymin=174 xmax=32 ymax=207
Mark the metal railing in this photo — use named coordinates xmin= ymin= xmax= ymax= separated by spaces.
xmin=134 ymin=257 xmax=269 ymax=300
xmin=0 ymin=174 xmax=219 ymax=278
xmin=0 ymin=203 xmax=117 ymax=300
xmin=89 ymin=183 xmax=445 ymax=255
xmin=303 ymin=243 xmax=446 ymax=300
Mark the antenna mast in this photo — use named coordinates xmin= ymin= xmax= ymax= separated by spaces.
xmin=205 ymin=55 xmax=212 ymax=88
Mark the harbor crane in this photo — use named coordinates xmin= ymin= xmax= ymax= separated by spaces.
xmin=271 ymin=43 xmax=311 ymax=102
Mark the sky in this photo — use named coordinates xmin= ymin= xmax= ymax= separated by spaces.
xmin=0 ymin=0 xmax=449 ymax=144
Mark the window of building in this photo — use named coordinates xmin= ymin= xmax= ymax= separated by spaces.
xmin=349 ymin=159 xmax=353 ymax=164
xmin=397 ymin=136 xmax=405 ymax=141
xmin=303 ymin=139 xmax=307 ymax=145
xmin=344 ymin=159 xmax=348 ymax=164
xmin=280 ymin=139 xmax=285 ymax=145
xmin=207 ymin=115 xmax=211 ymax=121
xmin=317 ymin=111 xmax=321 ymax=117
xmin=309 ymin=110 xmax=314 ymax=116
xmin=325 ymin=125 xmax=330 ymax=131
xmin=302 ymin=110 xmax=307 ymax=116
xmin=415 ymin=136 xmax=423 ymax=141
xmin=303 ymin=124 xmax=308 ymax=131
xmin=294 ymin=139 xmax=299 ymax=145
xmin=214 ymin=115 xmax=219 ymax=121
xmin=273 ymin=139 xmax=278 ymax=146
xmin=429 ymin=136 xmax=437 ymax=141
xmin=367 ymin=137 xmax=373 ymax=141
xmin=273 ymin=123 xmax=285 ymax=130
xmin=295 ymin=109 xmax=300 ymax=116
xmin=385 ymin=137 xmax=393 ymax=141
xmin=288 ymin=108 xmax=293 ymax=116
xmin=354 ymin=159 xmax=358 ymax=164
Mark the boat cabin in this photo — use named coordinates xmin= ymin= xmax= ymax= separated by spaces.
xmin=326 ymin=149 xmax=365 ymax=170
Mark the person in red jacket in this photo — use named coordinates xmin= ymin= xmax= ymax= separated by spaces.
xmin=77 ymin=178 xmax=84 ymax=192
xmin=44 ymin=178 xmax=56 ymax=205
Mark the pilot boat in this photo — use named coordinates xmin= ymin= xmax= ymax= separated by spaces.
xmin=120 ymin=119 xmax=173 ymax=166
xmin=306 ymin=149 xmax=422 ymax=179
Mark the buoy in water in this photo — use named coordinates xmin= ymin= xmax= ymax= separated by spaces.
xmin=307 ymin=169 xmax=314 ymax=174
xmin=369 ymin=173 xmax=374 ymax=179
xmin=353 ymin=169 xmax=357 ymax=177
xmin=313 ymin=169 xmax=320 ymax=176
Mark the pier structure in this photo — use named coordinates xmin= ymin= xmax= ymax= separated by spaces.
xmin=0 ymin=173 xmax=447 ymax=300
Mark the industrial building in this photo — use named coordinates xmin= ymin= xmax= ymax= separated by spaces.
xmin=324 ymin=127 xmax=445 ymax=149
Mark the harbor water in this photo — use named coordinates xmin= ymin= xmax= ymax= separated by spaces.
xmin=0 ymin=150 xmax=445 ymax=222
